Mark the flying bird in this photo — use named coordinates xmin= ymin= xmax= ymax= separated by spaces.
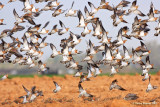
xmin=53 ymin=81 xmax=61 ymax=93
xmin=78 ymin=83 xmax=94 ymax=99
xmin=52 ymin=5 xmax=65 ymax=17
xmin=124 ymin=93 xmax=139 ymax=100
xmin=58 ymin=20 xmax=69 ymax=35
xmin=127 ymin=0 xmax=146 ymax=17
xmin=0 ymin=74 xmax=8 ymax=80
xmin=146 ymin=76 xmax=157 ymax=92
xmin=109 ymin=79 xmax=126 ymax=91
xmin=65 ymin=1 xmax=77 ymax=17
xmin=39 ymin=21 xmax=50 ymax=34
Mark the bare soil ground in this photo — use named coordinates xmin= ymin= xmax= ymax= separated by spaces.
xmin=0 ymin=74 xmax=160 ymax=107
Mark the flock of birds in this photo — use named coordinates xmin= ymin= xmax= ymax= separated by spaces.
xmin=0 ymin=0 xmax=160 ymax=104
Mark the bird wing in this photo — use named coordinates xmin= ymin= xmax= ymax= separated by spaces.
xmin=41 ymin=36 xmax=47 ymax=43
xmin=78 ymin=10 xmax=85 ymax=25
xmin=84 ymin=6 xmax=90 ymax=18
xmin=117 ymin=29 xmax=123 ymax=42
xmin=13 ymin=9 xmax=20 ymax=19
xmin=78 ymin=83 xmax=84 ymax=93
xmin=105 ymin=44 xmax=112 ymax=58
xmin=123 ymin=45 xmax=129 ymax=57
xmin=59 ymin=20 xmax=66 ymax=29
xmin=53 ymin=81 xmax=59 ymax=88
xmin=43 ymin=21 xmax=49 ymax=28
xmin=50 ymin=43 xmax=58 ymax=53
xmin=115 ymin=85 xmax=126 ymax=91
xmin=70 ymin=1 xmax=74 ymax=9
xmin=22 ymin=85 xmax=30 ymax=95
xmin=131 ymin=0 xmax=137 ymax=7
xmin=88 ymin=2 xmax=96 ymax=11
xmin=23 ymin=16 xmax=36 ymax=25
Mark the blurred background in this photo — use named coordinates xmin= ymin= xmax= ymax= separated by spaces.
xmin=0 ymin=0 xmax=160 ymax=76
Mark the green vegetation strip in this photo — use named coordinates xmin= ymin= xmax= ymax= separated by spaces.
xmin=0 ymin=71 xmax=158 ymax=79
xmin=0 ymin=74 xmax=65 ymax=79
xmin=99 ymin=71 xmax=157 ymax=76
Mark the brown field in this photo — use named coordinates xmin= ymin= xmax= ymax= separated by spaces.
xmin=0 ymin=74 xmax=160 ymax=107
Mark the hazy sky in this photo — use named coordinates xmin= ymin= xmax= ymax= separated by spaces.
xmin=0 ymin=0 xmax=160 ymax=61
